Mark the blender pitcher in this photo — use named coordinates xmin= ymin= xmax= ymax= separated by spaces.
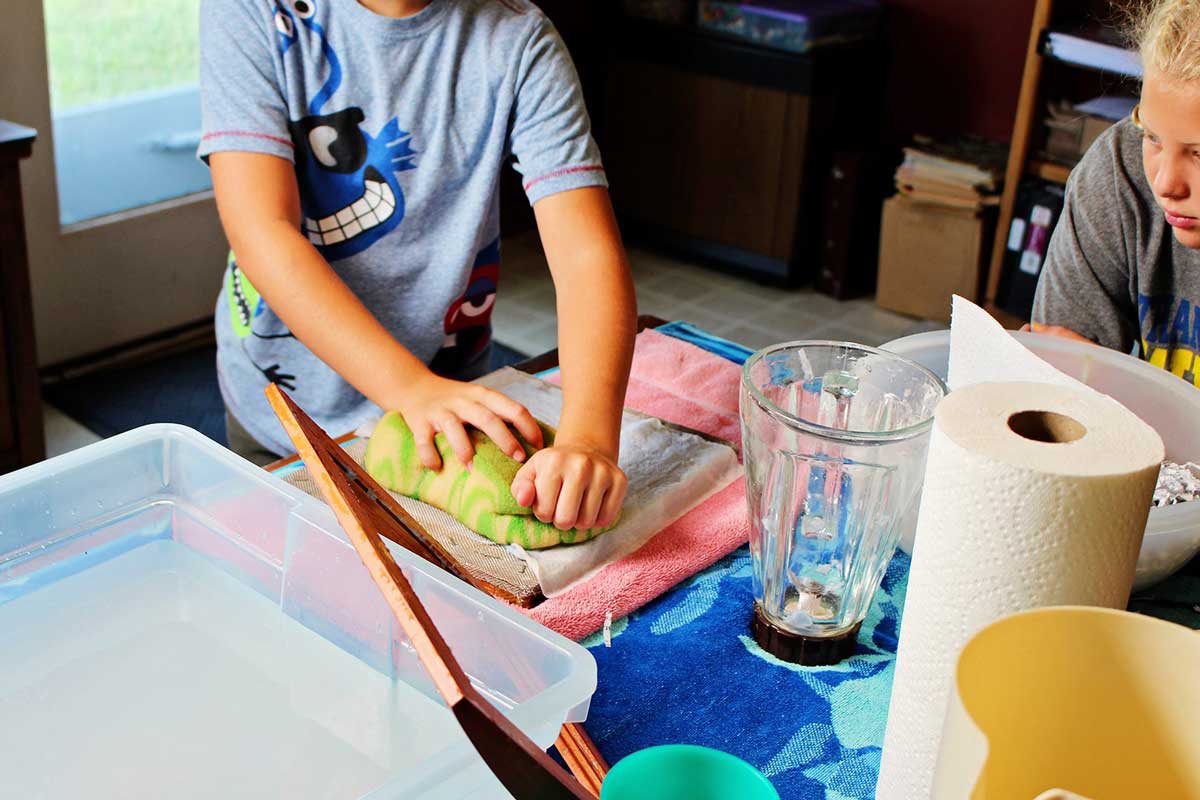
xmin=740 ymin=342 xmax=946 ymax=665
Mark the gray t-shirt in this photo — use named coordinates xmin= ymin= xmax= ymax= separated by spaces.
xmin=199 ymin=0 xmax=606 ymax=455
xmin=1033 ymin=118 xmax=1200 ymax=383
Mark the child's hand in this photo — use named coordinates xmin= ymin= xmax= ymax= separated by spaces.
xmin=1021 ymin=321 xmax=1094 ymax=344
xmin=395 ymin=374 xmax=543 ymax=471
xmin=510 ymin=442 xmax=627 ymax=530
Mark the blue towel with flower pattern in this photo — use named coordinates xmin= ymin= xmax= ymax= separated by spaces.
xmin=575 ymin=321 xmax=906 ymax=799
xmin=581 ymin=546 xmax=908 ymax=800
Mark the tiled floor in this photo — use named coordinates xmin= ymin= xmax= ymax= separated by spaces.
xmin=494 ymin=230 xmax=945 ymax=356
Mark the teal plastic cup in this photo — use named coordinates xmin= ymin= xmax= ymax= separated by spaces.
xmin=599 ymin=744 xmax=780 ymax=800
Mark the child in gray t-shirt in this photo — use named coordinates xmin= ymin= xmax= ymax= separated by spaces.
xmin=1030 ymin=0 xmax=1200 ymax=391
xmin=199 ymin=0 xmax=635 ymax=531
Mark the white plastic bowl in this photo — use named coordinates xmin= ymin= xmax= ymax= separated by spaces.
xmin=883 ymin=329 xmax=1200 ymax=591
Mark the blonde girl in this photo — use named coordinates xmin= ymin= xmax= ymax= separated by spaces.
xmin=1032 ymin=0 xmax=1200 ymax=383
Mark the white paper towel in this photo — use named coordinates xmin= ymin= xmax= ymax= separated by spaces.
xmin=947 ymin=294 xmax=1094 ymax=393
xmin=875 ymin=380 xmax=1163 ymax=800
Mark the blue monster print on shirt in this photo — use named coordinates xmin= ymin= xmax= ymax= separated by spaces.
xmin=272 ymin=0 xmax=418 ymax=262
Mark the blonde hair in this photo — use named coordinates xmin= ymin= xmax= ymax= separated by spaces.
xmin=1129 ymin=0 xmax=1200 ymax=82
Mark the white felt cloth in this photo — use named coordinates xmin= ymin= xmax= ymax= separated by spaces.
xmin=356 ymin=368 xmax=742 ymax=596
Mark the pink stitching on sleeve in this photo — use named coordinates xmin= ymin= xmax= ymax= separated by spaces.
xmin=202 ymin=130 xmax=294 ymax=149
xmin=523 ymin=164 xmax=605 ymax=192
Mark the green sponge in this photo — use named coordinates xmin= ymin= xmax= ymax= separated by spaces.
xmin=363 ymin=411 xmax=610 ymax=549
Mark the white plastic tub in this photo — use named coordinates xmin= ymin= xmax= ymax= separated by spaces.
xmin=0 ymin=425 xmax=595 ymax=799
xmin=883 ymin=330 xmax=1200 ymax=590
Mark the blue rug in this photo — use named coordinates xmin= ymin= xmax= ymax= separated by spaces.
xmin=45 ymin=346 xmax=229 ymax=446
xmin=44 ymin=340 xmax=530 ymax=451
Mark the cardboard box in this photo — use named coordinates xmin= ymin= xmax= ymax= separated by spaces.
xmin=1080 ymin=115 xmax=1114 ymax=153
xmin=1043 ymin=104 xmax=1117 ymax=162
xmin=875 ymin=195 xmax=993 ymax=323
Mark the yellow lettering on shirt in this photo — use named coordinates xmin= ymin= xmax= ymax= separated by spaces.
xmin=1169 ymin=348 xmax=1195 ymax=378
xmin=1144 ymin=345 xmax=1200 ymax=386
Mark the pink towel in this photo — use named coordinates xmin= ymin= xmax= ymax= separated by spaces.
xmin=529 ymin=329 xmax=748 ymax=641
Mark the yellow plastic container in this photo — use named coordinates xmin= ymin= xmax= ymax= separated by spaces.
xmin=933 ymin=606 xmax=1200 ymax=799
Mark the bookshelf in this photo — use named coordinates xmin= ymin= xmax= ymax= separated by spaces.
xmin=984 ymin=0 xmax=1139 ymax=324
xmin=1028 ymin=158 xmax=1073 ymax=184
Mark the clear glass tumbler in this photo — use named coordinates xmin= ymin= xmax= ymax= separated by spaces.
xmin=740 ymin=341 xmax=946 ymax=664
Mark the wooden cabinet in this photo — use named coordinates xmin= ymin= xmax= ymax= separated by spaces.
xmin=0 ymin=121 xmax=44 ymax=473
xmin=606 ymin=60 xmax=809 ymax=264
xmin=603 ymin=22 xmax=883 ymax=285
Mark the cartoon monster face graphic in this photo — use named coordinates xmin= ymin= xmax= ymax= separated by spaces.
xmin=225 ymin=254 xmax=299 ymax=389
xmin=430 ymin=240 xmax=500 ymax=373
xmin=290 ymin=111 xmax=416 ymax=260
xmin=273 ymin=0 xmax=418 ymax=262
xmin=444 ymin=263 xmax=498 ymax=344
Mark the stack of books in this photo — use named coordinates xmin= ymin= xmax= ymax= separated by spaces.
xmin=894 ymin=135 xmax=1007 ymax=211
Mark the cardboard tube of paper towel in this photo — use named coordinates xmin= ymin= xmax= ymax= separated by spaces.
xmin=875 ymin=381 xmax=1163 ymax=800
xmin=932 ymin=606 xmax=1200 ymax=799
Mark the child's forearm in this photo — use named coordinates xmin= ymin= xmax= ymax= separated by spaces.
xmin=232 ymin=221 xmax=430 ymax=410
xmin=536 ymin=188 xmax=637 ymax=458
xmin=556 ymin=282 xmax=636 ymax=457
xmin=211 ymin=152 xmax=429 ymax=411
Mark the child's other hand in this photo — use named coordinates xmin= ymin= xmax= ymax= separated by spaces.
xmin=396 ymin=374 xmax=543 ymax=471
xmin=1020 ymin=322 xmax=1094 ymax=344
xmin=510 ymin=442 xmax=627 ymax=530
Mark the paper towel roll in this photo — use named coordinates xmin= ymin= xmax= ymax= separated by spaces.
xmin=875 ymin=381 xmax=1163 ymax=800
